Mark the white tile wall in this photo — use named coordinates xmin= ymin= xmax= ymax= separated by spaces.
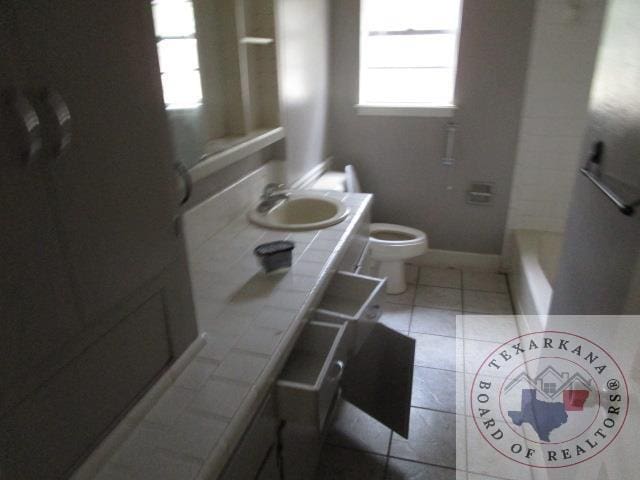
xmin=505 ymin=0 xmax=605 ymax=238
xmin=182 ymin=162 xmax=279 ymax=254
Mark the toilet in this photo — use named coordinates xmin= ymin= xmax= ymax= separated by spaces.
xmin=312 ymin=165 xmax=428 ymax=294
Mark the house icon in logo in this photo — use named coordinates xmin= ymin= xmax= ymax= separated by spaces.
xmin=504 ymin=366 xmax=593 ymax=403
xmin=504 ymin=367 xmax=594 ymax=441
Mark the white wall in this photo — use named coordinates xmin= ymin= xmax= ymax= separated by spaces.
xmin=276 ymin=0 xmax=330 ymax=185
xmin=329 ymin=0 xmax=535 ymax=254
xmin=505 ymin=0 xmax=605 ymax=235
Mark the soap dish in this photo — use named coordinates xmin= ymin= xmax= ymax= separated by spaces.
xmin=254 ymin=240 xmax=295 ymax=274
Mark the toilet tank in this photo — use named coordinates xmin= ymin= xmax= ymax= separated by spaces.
xmin=310 ymin=171 xmax=346 ymax=192
xmin=344 ymin=165 xmax=362 ymax=193
xmin=311 ymin=165 xmax=362 ymax=193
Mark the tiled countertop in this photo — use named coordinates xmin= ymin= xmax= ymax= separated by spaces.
xmin=80 ymin=191 xmax=372 ymax=480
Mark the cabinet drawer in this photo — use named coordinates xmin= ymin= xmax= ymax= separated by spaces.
xmin=315 ymin=271 xmax=385 ymax=353
xmin=277 ymin=321 xmax=347 ymax=430
xmin=337 ymin=214 xmax=369 ymax=272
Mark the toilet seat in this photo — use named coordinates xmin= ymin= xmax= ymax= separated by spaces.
xmin=312 ymin=167 xmax=429 ymax=294
xmin=368 ymin=223 xmax=427 ymax=261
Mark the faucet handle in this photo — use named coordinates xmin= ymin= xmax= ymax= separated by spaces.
xmin=263 ymin=182 xmax=286 ymax=198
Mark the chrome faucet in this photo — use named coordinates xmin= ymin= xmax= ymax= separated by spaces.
xmin=257 ymin=183 xmax=290 ymax=213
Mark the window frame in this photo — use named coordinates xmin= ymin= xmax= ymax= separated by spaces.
xmin=356 ymin=0 xmax=463 ymax=117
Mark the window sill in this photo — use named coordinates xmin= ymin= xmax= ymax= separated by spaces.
xmin=355 ymin=104 xmax=456 ymax=118
xmin=189 ymin=127 xmax=285 ymax=183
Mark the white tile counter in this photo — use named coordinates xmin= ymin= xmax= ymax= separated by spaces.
xmin=78 ymin=190 xmax=372 ymax=480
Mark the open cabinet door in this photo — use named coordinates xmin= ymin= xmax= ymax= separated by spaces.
xmin=341 ymin=323 xmax=415 ymax=437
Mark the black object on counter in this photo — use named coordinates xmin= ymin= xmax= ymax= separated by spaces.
xmin=254 ymin=240 xmax=295 ymax=274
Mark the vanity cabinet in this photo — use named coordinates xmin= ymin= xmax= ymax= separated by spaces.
xmin=277 ymin=321 xmax=349 ymax=430
xmin=0 ymin=2 xmax=197 ymax=478
xmin=316 ymin=271 xmax=385 ymax=354
xmin=277 ymin=270 xmax=415 ymax=478
xmin=219 ymin=394 xmax=281 ymax=480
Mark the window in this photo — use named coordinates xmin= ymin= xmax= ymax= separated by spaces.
xmin=151 ymin=0 xmax=203 ymax=109
xmin=358 ymin=0 xmax=463 ymax=115
xmin=543 ymin=383 xmax=557 ymax=395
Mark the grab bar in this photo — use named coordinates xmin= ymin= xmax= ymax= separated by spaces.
xmin=580 ymin=141 xmax=640 ymax=216
xmin=441 ymin=121 xmax=457 ymax=166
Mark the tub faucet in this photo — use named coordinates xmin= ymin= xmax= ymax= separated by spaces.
xmin=257 ymin=183 xmax=290 ymax=213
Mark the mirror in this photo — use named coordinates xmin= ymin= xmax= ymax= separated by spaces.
xmin=150 ymin=0 xmax=283 ymax=181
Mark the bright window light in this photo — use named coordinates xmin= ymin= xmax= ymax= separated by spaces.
xmin=151 ymin=0 xmax=202 ymax=109
xmin=359 ymin=0 xmax=463 ymax=107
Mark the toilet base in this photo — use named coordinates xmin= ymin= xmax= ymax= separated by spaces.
xmin=379 ymin=260 xmax=407 ymax=295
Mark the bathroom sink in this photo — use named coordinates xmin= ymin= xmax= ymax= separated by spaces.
xmin=248 ymin=193 xmax=349 ymax=231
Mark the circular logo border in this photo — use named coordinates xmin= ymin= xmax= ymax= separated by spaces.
xmin=470 ymin=330 xmax=630 ymax=469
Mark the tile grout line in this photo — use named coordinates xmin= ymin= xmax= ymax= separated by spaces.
xmin=385 ymin=454 xmax=459 ymax=473
xmin=462 ymin=332 xmax=469 ymax=475
xmin=383 ymin=427 xmax=393 ymax=480
xmin=503 ymin=272 xmax=518 ymax=315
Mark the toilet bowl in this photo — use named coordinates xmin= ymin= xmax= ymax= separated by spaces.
xmin=312 ymin=165 xmax=428 ymax=294
xmin=368 ymin=223 xmax=427 ymax=293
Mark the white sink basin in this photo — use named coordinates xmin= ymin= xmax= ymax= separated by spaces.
xmin=248 ymin=193 xmax=349 ymax=231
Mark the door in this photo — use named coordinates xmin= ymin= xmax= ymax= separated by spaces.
xmin=341 ymin=323 xmax=416 ymax=438
xmin=0 ymin=1 xmax=198 ymax=478
xmin=0 ymin=2 xmax=80 ymax=417
xmin=10 ymin=0 xmax=180 ymax=322
xmin=550 ymin=0 xmax=640 ymax=315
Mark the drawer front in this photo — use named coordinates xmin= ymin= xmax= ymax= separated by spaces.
xmin=277 ymin=321 xmax=348 ymax=430
xmin=313 ymin=310 xmax=358 ymax=356
xmin=354 ymin=244 xmax=371 ymax=275
xmin=315 ymin=271 xmax=385 ymax=354
xmin=0 ymin=294 xmax=172 ymax=479
xmin=337 ymin=215 xmax=370 ymax=272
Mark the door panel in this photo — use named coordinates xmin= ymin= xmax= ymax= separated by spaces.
xmin=11 ymin=0 xmax=180 ymax=321
xmin=0 ymin=293 xmax=172 ymax=480
xmin=0 ymin=4 xmax=81 ymax=414
xmin=1 ymin=2 xmax=198 ymax=477
xmin=341 ymin=323 xmax=415 ymax=437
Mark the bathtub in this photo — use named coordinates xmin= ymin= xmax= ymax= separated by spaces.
xmin=508 ymin=230 xmax=564 ymax=330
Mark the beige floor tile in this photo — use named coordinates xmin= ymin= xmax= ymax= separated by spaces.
xmin=383 ymin=283 xmax=417 ymax=305
xmin=315 ymin=445 xmax=386 ymax=480
xmin=389 ymin=408 xmax=459 ymax=468
xmin=462 ymin=314 xmax=518 ymax=343
xmin=411 ymin=333 xmax=461 ymax=371
xmin=326 ymin=400 xmax=392 ymax=455
xmin=462 ymin=271 xmax=508 ymax=293
xmin=386 ymin=458 xmax=458 ymax=479
xmin=380 ymin=303 xmax=412 ymax=332
xmin=411 ymin=307 xmax=460 ymax=337
xmin=463 ymin=291 xmax=513 ymax=314
xmin=415 ymin=286 xmax=463 ymax=310
xmin=418 ymin=267 xmax=462 ymax=289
